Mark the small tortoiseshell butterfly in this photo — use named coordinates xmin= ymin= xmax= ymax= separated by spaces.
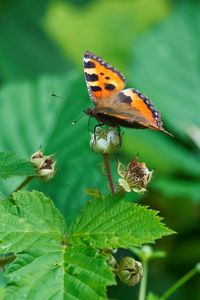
xmin=83 ymin=51 xmax=172 ymax=136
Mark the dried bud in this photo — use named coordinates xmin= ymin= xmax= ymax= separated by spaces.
xmin=117 ymin=257 xmax=143 ymax=286
xmin=31 ymin=151 xmax=56 ymax=180
xmin=118 ymin=157 xmax=153 ymax=193
xmin=106 ymin=254 xmax=117 ymax=268
xmin=90 ymin=127 xmax=120 ymax=154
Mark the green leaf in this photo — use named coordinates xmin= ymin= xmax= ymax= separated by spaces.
xmin=69 ymin=195 xmax=174 ymax=249
xmin=0 ymin=191 xmax=115 ymax=300
xmin=4 ymin=246 xmax=115 ymax=300
xmin=0 ymin=152 xmax=35 ymax=179
xmin=64 ymin=246 xmax=115 ymax=300
xmin=0 ymin=190 xmax=66 ymax=253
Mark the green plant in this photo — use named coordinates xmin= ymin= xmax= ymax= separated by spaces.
xmin=0 ymin=116 xmax=198 ymax=300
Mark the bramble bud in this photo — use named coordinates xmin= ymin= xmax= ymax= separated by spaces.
xmin=31 ymin=151 xmax=56 ymax=180
xmin=90 ymin=127 xmax=120 ymax=154
xmin=117 ymin=257 xmax=143 ymax=286
xmin=106 ymin=254 xmax=117 ymax=268
xmin=118 ymin=157 xmax=153 ymax=193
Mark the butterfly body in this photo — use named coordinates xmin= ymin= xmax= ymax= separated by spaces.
xmin=85 ymin=107 xmax=148 ymax=129
xmin=83 ymin=51 xmax=172 ymax=136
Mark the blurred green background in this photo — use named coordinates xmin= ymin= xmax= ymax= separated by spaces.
xmin=0 ymin=0 xmax=200 ymax=299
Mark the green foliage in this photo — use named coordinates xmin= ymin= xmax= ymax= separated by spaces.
xmin=130 ymin=2 xmax=200 ymax=136
xmin=0 ymin=191 xmax=115 ymax=300
xmin=64 ymin=246 xmax=115 ymax=300
xmin=124 ymin=2 xmax=200 ymax=203
xmin=69 ymin=195 xmax=174 ymax=248
xmin=0 ymin=0 xmax=199 ymax=298
xmin=0 ymin=191 xmax=66 ymax=253
xmin=0 ymin=190 xmax=174 ymax=299
xmin=0 ymin=73 xmax=108 ymax=224
xmin=0 ymin=0 xmax=73 ymax=81
xmin=0 ymin=152 xmax=35 ymax=179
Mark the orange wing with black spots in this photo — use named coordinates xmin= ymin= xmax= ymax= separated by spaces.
xmin=83 ymin=51 xmax=125 ymax=104
xmin=114 ymin=88 xmax=162 ymax=130
xmin=84 ymin=51 xmax=172 ymax=136
xmin=96 ymin=88 xmax=172 ymax=135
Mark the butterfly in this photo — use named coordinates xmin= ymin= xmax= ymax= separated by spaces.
xmin=83 ymin=51 xmax=172 ymax=136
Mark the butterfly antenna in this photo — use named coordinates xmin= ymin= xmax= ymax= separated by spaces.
xmin=50 ymin=92 xmax=66 ymax=100
xmin=72 ymin=114 xmax=86 ymax=125
xmin=87 ymin=116 xmax=92 ymax=131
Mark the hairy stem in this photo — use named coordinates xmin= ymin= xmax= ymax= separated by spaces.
xmin=103 ymin=154 xmax=115 ymax=194
xmin=138 ymin=260 xmax=148 ymax=300
xmin=161 ymin=267 xmax=198 ymax=300
xmin=13 ymin=176 xmax=35 ymax=193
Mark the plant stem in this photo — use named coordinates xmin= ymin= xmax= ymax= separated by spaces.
xmin=161 ymin=267 xmax=198 ymax=300
xmin=13 ymin=176 xmax=35 ymax=193
xmin=103 ymin=153 xmax=115 ymax=194
xmin=138 ymin=260 xmax=148 ymax=300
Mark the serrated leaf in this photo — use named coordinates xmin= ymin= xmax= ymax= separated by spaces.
xmin=69 ymin=195 xmax=174 ymax=249
xmin=4 ymin=245 xmax=115 ymax=300
xmin=64 ymin=246 xmax=115 ymax=300
xmin=0 ymin=191 xmax=115 ymax=300
xmin=0 ymin=152 xmax=35 ymax=179
xmin=0 ymin=190 xmax=66 ymax=253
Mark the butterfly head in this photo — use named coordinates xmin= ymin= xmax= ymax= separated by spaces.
xmin=84 ymin=107 xmax=96 ymax=117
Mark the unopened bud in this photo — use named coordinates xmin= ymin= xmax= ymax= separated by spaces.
xmin=117 ymin=257 xmax=143 ymax=286
xmin=90 ymin=127 xmax=121 ymax=154
xmin=31 ymin=151 xmax=56 ymax=180
xmin=31 ymin=151 xmax=45 ymax=169
xmin=118 ymin=157 xmax=153 ymax=193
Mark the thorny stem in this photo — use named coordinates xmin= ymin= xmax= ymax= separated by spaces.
xmin=161 ymin=266 xmax=198 ymax=300
xmin=103 ymin=153 xmax=115 ymax=194
xmin=138 ymin=260 xmax=148 ymax=300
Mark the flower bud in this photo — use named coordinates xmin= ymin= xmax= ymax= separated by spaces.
xmin=90 ymin=127 xmax=120 ymax=154
xmin=117 ymin=257 xmax=143 ymax=286
xmin=118 ymin=157 xmax=153 ymax=193
xmin=31 ymin=151 xmax=45 ymax=169
xmin=31 ymin=151 xmax=56 ymax=180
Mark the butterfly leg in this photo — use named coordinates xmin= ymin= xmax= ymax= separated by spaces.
xmin=93 ymin=123 xmax=104 ymax=141
xmin=116 ymin=126 xmax=123 ymax=148
xmin=90 ymin=123 xmax=105 ymax=145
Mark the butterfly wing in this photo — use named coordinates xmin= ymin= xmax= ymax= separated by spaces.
xmin=95 ymin=88 xmax=172 ymax=135
xmin=83 ymin=51 xmax=126 ymax=105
